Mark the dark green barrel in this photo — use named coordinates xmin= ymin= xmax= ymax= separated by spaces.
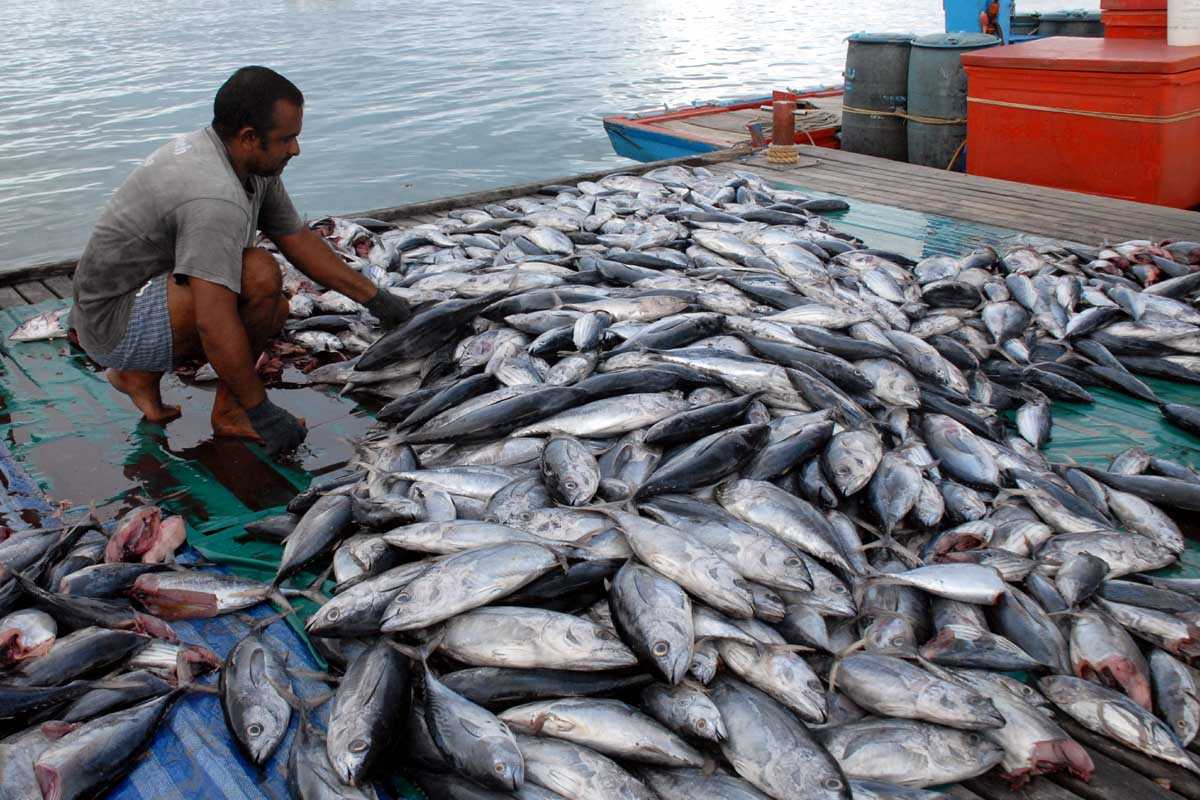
xmin=840 ymin=32 xmax=914 ymax=162
xmin=906 ymin=32 xmax=999 ymax=171
xmin=1012 ymin=12 xmax=1041 ymax=35
xmin=1038 ymin=10 xmax=1105 ymax=36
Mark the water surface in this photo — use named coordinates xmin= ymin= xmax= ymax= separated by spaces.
xmin=0 ymin=0 xmax=1088 ymax=269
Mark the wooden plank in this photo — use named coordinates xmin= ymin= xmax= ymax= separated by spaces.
xmin=967 ymin=773 xmax=1089 ymax=800
xmin=42 ymin=275 xmax=73 ymax=299
xmin=13 ymin=281 xmax=55 ymax=304
xmin=1059 ymin=720 xmax=1200 ymax=800
xmin=657 ymin=119 xmax=741 ymax=146
xmin=0 ymin=286 xmax=26 ymax=309
xmin=759 ymin=156 xmax=1187 ymax=225
xmin=744 ymin=163 xmax=1167 ymax=244
xmin=681 ymin=110 xmax=770 ymax=135
xmin=722 ymin=161 xmax=1199 ymax=244
xmin=757 ymin=154 xmax=1200 ymax=232
xmin=724 ymin=164 xmax=1117 ymax=244
xmin=948 ymin=786 xmax=990 ymax=800
xmin=1049 ymin=744 xmax=1178 ymax=800
xmin=0 ymin=257 xmax=75 ymax=286
xmin=785 ymin=146 xmax=1200 ymax=231
xmin=725 ymin=158 xmax=1200 ymax=238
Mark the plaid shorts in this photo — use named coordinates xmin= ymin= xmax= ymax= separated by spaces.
xmin=90 ymin=274 xmax=174 ymax=372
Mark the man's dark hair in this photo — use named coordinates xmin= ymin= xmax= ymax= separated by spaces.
xmin=212 ymin=66 xmax=304 ymax=142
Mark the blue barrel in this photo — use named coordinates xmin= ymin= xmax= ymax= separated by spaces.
xmin=906 ymin=32 xmax=999 ymax=171
xmin=1038 ymin=9 xmax=1104 ymax=36
xmin=840 ymin=32 xmax=914 ymax=162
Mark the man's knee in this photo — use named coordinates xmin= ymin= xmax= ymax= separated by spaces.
xmin=241 ymin=248 xmax=282 ymax=302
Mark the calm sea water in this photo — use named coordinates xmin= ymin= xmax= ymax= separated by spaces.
xmin=0 ymin=0 xmax=1088 ymax=269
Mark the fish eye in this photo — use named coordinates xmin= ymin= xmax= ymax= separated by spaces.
xmin=327 ymin=609 xmax=341 ymax=621
xmin=890 ymin=636 xmax=905 ymax=647
xmin=832 ymin=585 xmax=847 ymax=594
xmin=696 ymin=719 xmax=708 ymax=729
xmin=494 ymin=762 xmax=508 ymax=774
xmin=824 ymin=778 xmax=844 ymax=790
xmin=785 ymin=557 xmax=801 ymax=567
xmin=652 ymin=641 xmax=671 ymax=657
xmin=521 ymin=511 xmax=534 ymax=522
xmin=396 ymin=593 xmax=410 ymax=603
xmin=967 ymin=734 xmax=980 ymax=745
xmin=350 ymin=739 xmax=368 ymax=753
xmin=247 ymin=723 xmax=263 ymax=737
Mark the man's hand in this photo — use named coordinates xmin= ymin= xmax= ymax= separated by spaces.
xmin=270 ymin=226 xmax=378 ymax=305
xmin=364 ymin=288 xmax=412 ymax=329
xmin=246 ymin=399 xmax=306 ymax=456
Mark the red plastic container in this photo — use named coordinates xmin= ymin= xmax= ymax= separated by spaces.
xmin=1102 ymin=9 xmax=1167 ymax=38
xmin=961 ymin=38 xmax=1200 ymax=208
xmin=1100 ymin=0 xmax=1164 ymax=10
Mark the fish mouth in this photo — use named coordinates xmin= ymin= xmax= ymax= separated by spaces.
xmin=0 ymin=629 xmax=54 ymax=668
xmin=1080 ymin=658 xmax=1153 ymax=711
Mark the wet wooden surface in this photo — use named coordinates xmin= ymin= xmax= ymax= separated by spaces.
xmin=723 ymin=147 xmax=1200 ymax=245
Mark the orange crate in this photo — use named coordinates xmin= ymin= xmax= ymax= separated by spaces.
xmin=1100 ymin=0 xmax=1165 ymax=10
xmin=961 ymin=38 xmax=1200 ymax=208
xmin=1103 ymin=9 xmax=1167 ymax=38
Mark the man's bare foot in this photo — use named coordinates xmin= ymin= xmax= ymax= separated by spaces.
xmin=211 ymin=382 xmax=261 ymax=441
xmin=107 ymin=369 xmax=181 ymax=423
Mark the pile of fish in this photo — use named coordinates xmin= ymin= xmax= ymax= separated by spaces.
xmin=7 ymin=162 xmax=1200 ymax=799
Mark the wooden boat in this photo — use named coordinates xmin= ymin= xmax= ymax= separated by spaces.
xmin=603 ymin=87 xmax=844 ymax=163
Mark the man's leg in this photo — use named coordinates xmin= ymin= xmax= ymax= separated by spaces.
xmin=106 ymin=277 xmax=182 ymax=423
xmin=209 ymin=248 xmax=289 ymax=438
xmin=106 ymin=370 xmax=180 ymax=423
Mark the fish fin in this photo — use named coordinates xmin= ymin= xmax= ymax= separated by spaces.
xmin=287 ymin=667 xmax=341 ymax=684
xmin=388 ymin=628 xmax=447 ymax=665
xmin=864 ymin=534 xmax=921 ymax=568
xmin=565 ymin=497 xmax=637 ymax=514
xmin=915 ymin=655 xmax=958 ymax=682
xmin=848 ymin=515 xmax=881 ymax=536
xmin=278 ymin=587 xmax=330 ymax=606
xmin=827 ymin=646 xmax=853 ymax=693
xmin=252 ymin=608 xmax=294 ymax=634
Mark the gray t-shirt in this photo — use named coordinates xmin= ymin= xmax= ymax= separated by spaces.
xmin=71 ymin=126 xmax=303 ymax=355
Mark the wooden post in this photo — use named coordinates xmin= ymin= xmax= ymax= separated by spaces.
xmin=768 ymin=99 xmax=799 ymax=164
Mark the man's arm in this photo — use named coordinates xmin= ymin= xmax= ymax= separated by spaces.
xmin=269 ymin=226 xmax=377 ymax=303
xmin=191 ymin=276 xmax=266 ymax=409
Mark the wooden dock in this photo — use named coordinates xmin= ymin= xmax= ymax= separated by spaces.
xmin=4 ymin=145 xmax=1199 ymax=302
xmin=0 ymin=147 xmax=1199 ymax=800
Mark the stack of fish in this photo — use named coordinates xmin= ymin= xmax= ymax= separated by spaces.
xmin=6 ymin=162 xmax=1200 ymax=799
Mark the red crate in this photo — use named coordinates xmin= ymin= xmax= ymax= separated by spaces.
xmin=1100 ymin=0 xmax=1165 ymax=10
xmin=961 ymin=38 xmax=1200 ymax=208
xmin=1103 ymin=9 xmax=1167 ymax=38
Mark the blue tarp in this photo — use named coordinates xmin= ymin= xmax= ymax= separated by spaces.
xmin=0 ymin=436 xmax=324 ymax=799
